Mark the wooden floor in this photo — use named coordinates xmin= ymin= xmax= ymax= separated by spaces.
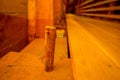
xmin=0 ymin=38 xmax=73 ymax=80
xmin=66 ymin=14 xmax=120 ymax=80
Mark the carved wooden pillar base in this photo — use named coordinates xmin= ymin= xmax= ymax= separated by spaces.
xmin=45 ymin=26 xmax=56 ymax=72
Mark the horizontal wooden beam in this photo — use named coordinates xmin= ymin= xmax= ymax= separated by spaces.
xmin=77 ymin=13 xmax=120 ymax=19
xmin=76 ymin=0 xmax=93 ymax=8
xmin=76 ymin=6 xmax=120 ymax=12
xmin=80 ymin=0 xmax=117 ymax=9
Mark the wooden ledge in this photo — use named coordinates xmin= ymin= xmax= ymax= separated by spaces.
xmin=46 ymin=26 xmax=56 ymax=29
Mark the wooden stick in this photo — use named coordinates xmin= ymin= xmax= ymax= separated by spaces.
xmin=45 ymin=26 xmax=56 ymax=72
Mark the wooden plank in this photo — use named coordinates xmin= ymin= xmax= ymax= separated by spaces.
xmin=77 ymin=13 xmax=120 ymax=19
xmin=76 ymin=0 xmax=93 ymax=8
xmin=80 ymin=0 xmax=117 ymax=9
xmin=66 ymin=14 xmax=120 ymax=80
xmin=76 ymin=6 xmax=120 ymax=12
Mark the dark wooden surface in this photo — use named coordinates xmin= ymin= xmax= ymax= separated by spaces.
xmin=0 ymin=14 xmax=28 ymax=58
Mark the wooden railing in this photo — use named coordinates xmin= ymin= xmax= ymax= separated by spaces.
xmin=75 ymin=0 xmax=120 ymax=20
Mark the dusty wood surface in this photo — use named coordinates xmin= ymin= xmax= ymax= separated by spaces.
xmin=0 ymin=37 xmax=73 ymax=80
xmin=66 ymin=14 xmax=120 ymax=80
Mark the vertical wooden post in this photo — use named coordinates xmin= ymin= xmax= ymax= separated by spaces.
xmin=45 ymin=26 xmax=56 ymax=72
xmin=28 ymin=0 xmax=36 ymax=42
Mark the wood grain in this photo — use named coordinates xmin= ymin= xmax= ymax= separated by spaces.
xmin=66 ymin=14 xmax=120 ymax=80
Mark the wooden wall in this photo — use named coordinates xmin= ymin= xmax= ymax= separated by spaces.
xmin=0 ymin=0 xmax=28 ymax=57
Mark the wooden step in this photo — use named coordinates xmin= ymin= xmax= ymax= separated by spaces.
xmin=0 ymin=58 xmax=73 ymax=80
xmin=0 ymin=51 xmax=73 ymax=80
xmin=0 ymin=52 xmax=21 ymax=65
xmin=0 ymin=37 xmax=72 ymax=80
xmin=20 ymin=38 xmax=45 ymax=56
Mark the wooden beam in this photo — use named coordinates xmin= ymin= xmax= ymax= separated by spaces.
xmin=76 ymin=6 xmax=120 ymax=12
xmin=76 ymin=0 xmax=93 ymax=8
xmin=28 ymin=0 xmax=36 ymax=42
xmin=80 ymin=0 xmax=117 ymax=9
xmin=45 ymin=26 xmax=56 ymax=72
xmin=77 ymin=13 xmax=120 ymax=19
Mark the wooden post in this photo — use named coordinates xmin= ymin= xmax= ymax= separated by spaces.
xmin=28 ymin=0 xmax=36 ymax=42
xmin=45 ymin=26 xmax=56 ymax=72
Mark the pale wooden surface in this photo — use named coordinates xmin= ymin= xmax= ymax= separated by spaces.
xmin=66 ymin=14 xmax=120 ymax=80
xmin=21 ymin=38 xmax=45 ymax=56
xmin=0 ymin=38 xmax=73 ymax=80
